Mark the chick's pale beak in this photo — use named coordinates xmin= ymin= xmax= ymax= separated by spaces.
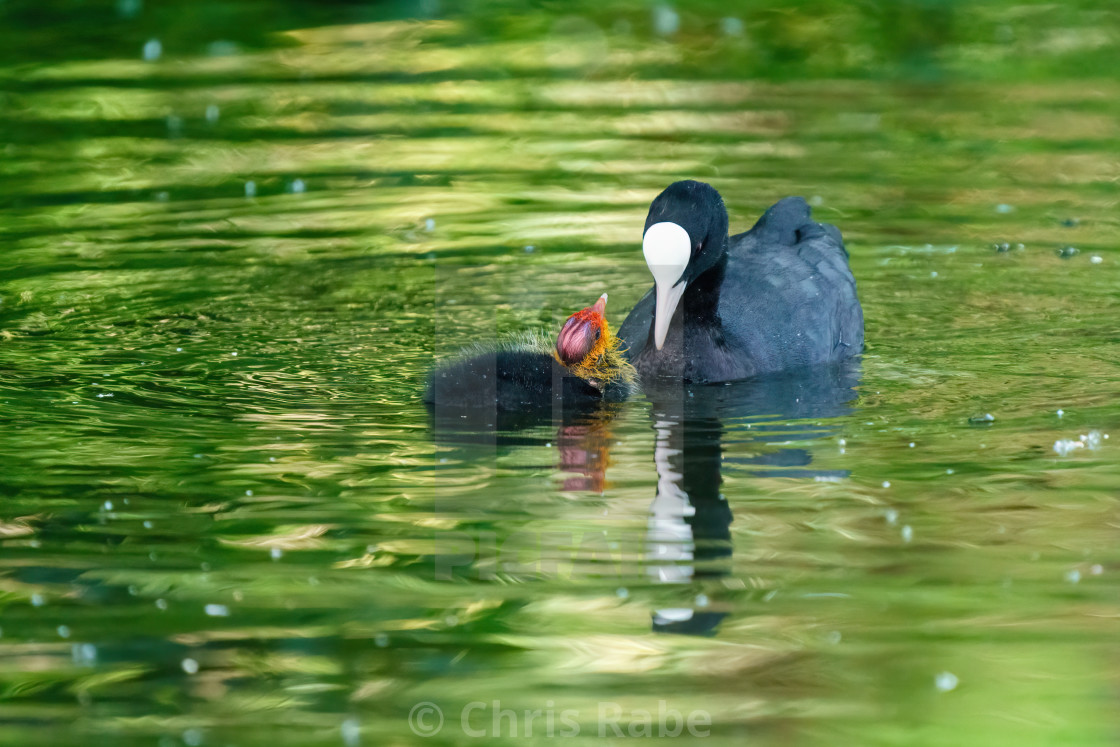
xmin=591 ymin=293 xmax=607 ymax=315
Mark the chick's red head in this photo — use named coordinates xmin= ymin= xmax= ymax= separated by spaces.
xmin=555 ymin=293 xmax=608 ymax=366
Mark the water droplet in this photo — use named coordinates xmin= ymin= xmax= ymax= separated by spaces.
xmin=142 ymin=38 xmax=162 ymax=61
xmin=57 ymin=625 xmax=71 ymax=639
xmin=155 ymin=598 xmax=168 ymax=610
xmin=244 ymin=181 xmax=257 ymax=198
xmin=117 ymin=0 xmax=142 ymax=18
xmin=204 ymin=604 xmax=229 ymax=617
xmin=901 ymin=525 xmax=913 ymax=543
xmin=205 ymin=104 xmax=219 ymax=123
xmin=881 ymin=481 xmax=891 ymax=489
xmin=720 ymin=16 xmax=744 ymax=36
xmin=270 ymin=547 xmax=283 ymax=560
xmin=616 ymin=587 xmax=629 ymax=599
xmin=652 ymin=5 xmax=680 ymax=35
xmin=424 ymin=218 xmax=436 ymax=232
xmin=181 ymin=658 xmax=199 ymax=674
xmin=935 ymin=671 xmax=959 ymax=692
xmin=31 ymin=593 xmax=45 ymax=607
xmin=1053 ymin=438 xmax=1083 ymax=456
xmin=1065 ymin=569 xmax=1081 ymax=584
xmin=341 ymin=717 xmax=361 ymax=747
xmin=72 ymin=642 xmax=97 ymax=665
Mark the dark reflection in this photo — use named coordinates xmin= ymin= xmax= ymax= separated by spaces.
xmin=642 ymin=359 xmax=862 ymax=636
xmin=428 ymin=398 xmax=624 ymax=479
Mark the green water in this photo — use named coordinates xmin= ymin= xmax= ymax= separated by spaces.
xmin=4 ymin=2 xmax=1120 ymax=745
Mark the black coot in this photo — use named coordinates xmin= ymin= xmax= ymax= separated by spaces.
xmin=618 ymin=180 xmax=864 ymax=383
xmin=424 ymin=294 xmax=637 ymax=412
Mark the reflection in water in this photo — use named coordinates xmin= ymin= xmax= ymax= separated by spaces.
xmin=429 ymin=398 xmax=623 ymax=466
xmin=8 ymin=4 xmax=1120 ymax=743
xmin=556 ymin=411 xmax=619 ymax=493
xmin=643 ymin=361 xmax=862 ymax=635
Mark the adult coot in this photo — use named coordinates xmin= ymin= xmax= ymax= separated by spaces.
xmin=618 ymin=181 xmax=863 ymax=383
xmin=424 ymin=293 xmax=637 ymax=411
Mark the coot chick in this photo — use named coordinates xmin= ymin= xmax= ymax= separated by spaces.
xmin=424 ymin=294 xmax=637 ymax=411
xmin=618 ymin=181 xmax=864 ymax=383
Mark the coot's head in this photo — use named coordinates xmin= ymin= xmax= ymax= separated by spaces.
xmin=555 ymin=293 xmax=636 ymax=395
xmin=640 ymin=180 xmax=729 ymax=349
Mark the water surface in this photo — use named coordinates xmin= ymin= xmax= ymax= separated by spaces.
xmin=3 ymin=4 xmax=1120 ymax=745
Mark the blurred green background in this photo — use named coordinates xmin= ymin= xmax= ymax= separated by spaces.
xmin=2 ymin=1 xmax=1120 ymax=745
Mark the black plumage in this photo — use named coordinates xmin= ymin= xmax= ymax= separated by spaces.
xmin=423 ymin=294 xmax=638 ymax=417
xmin=423 ymin=348 xmax=622 ymax=412
xmin=618 ymin=181 xmax=864 ymax=383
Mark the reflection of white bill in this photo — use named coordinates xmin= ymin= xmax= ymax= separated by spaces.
xmin=646 ymin=419 xmax=695 ymax=585
xmin=652 ymin=608 xmax=695 ymax=626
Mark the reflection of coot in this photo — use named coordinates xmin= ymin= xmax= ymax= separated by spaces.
xmin=646 ymin=360 xmax=862 ymax=636
xmin=620 ymin=181 xmax=864 ymax=383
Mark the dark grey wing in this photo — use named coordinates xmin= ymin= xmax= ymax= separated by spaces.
xmin=617 ymin=286 xmax=655 ymax=362
xmin=784 ymin=203 xmax=863 ymax=358
xmin=746 ymin=196 xmax=812 ymax=245
xmin=738 ymin=196 xmax=849 ymax=267
xmin=722 ymin=197 xmax=863 ymax=370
